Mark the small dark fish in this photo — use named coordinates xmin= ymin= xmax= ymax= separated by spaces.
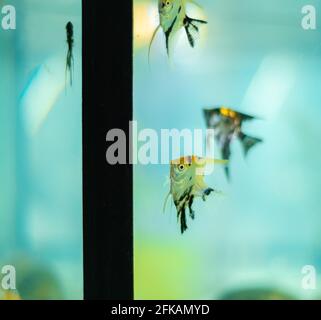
xmin=149 ymin=0 xmax=207 ymax=61
xmin=164 ymin=156 xmax=227 ymax=234
xmin=65 ymin=21 xmax=74 ymax=86
xmin=203 ymin=107 xmax=263 ymax=180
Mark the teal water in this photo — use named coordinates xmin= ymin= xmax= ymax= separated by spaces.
xmin=134 ymin=0 xmax=321 ymax=299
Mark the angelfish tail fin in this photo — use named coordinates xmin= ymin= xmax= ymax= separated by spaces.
xmin=184 ymin=15 xmax=207 ymax=48
xmin=238 ymin=132 xmax=263 ymax=156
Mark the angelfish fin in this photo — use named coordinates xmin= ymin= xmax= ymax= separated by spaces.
xmin=65 ymin=50 xmax=74 ymax=87
xmin=184 ymin=15 xmax=207 ymax=48
xmin=202 ymin=188 xmax=214 ymax=201
xmin=148 ymin=25 xmax=161 ymax=66
xmin=165 ymin=15 xmax=178 ymax=57
xmin=187 ymin=0 xmax=202 ymax=9
xmin=180 ymin=208 xmax=188 ymax=234
xmin=238 ymin=132 xmax=262 ymax=157
xmin=163 ymin=192 xmax=171 ymax=213
xmin=222 ymin=139 xmax=232 ymax=180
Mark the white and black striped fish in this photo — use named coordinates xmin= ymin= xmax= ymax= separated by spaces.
xmin=164 ymin=156 xmax=227 ymax=234
xmin=149 ymin=0 xmax=207 ymax=60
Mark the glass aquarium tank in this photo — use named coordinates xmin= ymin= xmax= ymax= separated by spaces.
xmin=0 ymin=0 xmax=82 ymax=299
xmin=133 ymin=0 xmax=321 ymax=299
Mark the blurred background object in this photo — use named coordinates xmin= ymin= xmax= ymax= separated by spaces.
xmin=220 ymin=287 xmax=296 ymax=300
xmin=13 ymin=255 xmax=63 ymax=300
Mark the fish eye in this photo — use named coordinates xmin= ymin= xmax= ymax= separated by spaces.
xmin=178 ymin=164 xmax=185 ymax=171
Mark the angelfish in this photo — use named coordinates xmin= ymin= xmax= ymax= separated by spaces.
xmin=149 ymin=0 xmax=207 ymax=60
xmin=203 ymin=107 xmax=263 ymax=179
xmin=164 ymin=156 xmax=227 ymax=234
xmin=65 ymin=21 xmax=74 ymax=86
